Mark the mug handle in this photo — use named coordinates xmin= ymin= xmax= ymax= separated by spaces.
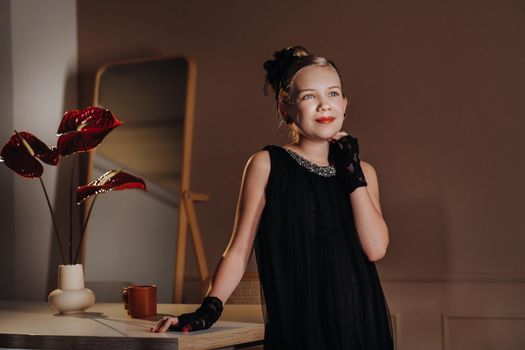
xmin=122 ymin=287 xmax=130 ymax=313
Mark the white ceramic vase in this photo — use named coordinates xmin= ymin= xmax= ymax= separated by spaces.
xmin=48 ymin=264 xmax=95 ymax=314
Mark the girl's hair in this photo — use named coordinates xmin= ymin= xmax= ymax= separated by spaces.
xmin=263 ymin=45 xmax=343 ymax=142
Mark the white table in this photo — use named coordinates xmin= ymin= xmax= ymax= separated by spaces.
xmin=0 ymin=302 xmax=264 ymax=349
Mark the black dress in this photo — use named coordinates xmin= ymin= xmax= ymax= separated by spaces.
xmin=254 ymin=145 xmax=394 ymax=350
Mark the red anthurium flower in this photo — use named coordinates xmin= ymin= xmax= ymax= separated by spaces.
xmin=57 ymin=106 xmax=122 ymax=156
xmin=76 ymin=169 xmax=146 ymax=204
xmin=0 ymin=131 xmax=59 ymax=178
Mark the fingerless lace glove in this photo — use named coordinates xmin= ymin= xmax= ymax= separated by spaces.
xmin=330 ymin=134 xmax=367 ymax=193
xmin=169 ymin=295 xmax=223 ymax=332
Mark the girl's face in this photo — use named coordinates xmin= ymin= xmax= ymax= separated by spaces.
xmin=283 ymin=65 xmax=347 ymax=142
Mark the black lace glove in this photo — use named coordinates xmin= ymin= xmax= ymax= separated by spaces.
xmin=169 ymin=296 xmax=223 ymax=332
xmin=330 ymin=134 xmax=367 ymax=193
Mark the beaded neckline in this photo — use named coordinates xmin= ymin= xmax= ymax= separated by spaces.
xmin=282 ymin=147 xmax=336 ymax=177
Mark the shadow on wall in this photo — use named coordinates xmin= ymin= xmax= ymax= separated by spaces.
xmin=46 ymin=71 xmax=82 ymax=298
xmin=380 ymin=196 xmax=451 ymax=280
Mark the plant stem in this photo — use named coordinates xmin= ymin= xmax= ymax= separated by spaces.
xmin=69 ymin=153 xmax=78 ymax=264
xmin=39 ymin=177 xmax=66 ymax=264
xmin=74 ymin=195 xmax=97 ymax=264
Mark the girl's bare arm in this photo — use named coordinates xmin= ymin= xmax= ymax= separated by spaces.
xmin=151 ymin=150 xmax=270 ymax=333
xmin=350 ymin=161 xmax=389 ymax=262
xmin=206 ymin=150 xmax=270 ymax=302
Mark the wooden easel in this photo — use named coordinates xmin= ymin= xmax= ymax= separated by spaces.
xmin=173 ymin=190 xmax=211 ymax=303
xmin=172 ymin=57 xmax=211 ymax=303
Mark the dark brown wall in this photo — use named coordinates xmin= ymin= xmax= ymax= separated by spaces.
xmin=77 ymin=0 xmax=525 ymax=299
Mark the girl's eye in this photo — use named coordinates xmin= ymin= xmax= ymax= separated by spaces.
xmin=302 ymin=94 xmax=315 ymax=100
xmin=329 ymin=91 xmax=340 ymax=97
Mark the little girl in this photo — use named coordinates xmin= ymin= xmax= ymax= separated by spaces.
xmin=152 ymin=46 xmax=394 ymax=350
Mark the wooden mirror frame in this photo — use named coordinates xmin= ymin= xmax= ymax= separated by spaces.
xmin=81 ymin=55 xmax=210 ymax=303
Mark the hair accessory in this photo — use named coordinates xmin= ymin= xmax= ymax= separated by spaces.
xmin=263 ymin=49 xmax=303 ymax=101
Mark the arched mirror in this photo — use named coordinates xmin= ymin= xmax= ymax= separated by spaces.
xmin=82 ymin=56 xmax=209 ymax=303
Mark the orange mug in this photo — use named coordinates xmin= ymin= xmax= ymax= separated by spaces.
xmin=122 ymin=285 xmax=157 ymax=318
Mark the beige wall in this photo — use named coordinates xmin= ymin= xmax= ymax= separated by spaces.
xmin=73 ymin=1 xmax=524 ymax=349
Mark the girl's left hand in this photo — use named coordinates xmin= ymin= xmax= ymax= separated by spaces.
xmin=328 ymin=131 xmax=348 ymax=143
xmin=328 ymin=131 xmax=368 ymax=193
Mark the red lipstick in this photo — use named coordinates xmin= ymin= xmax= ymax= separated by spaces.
xmin=315 ymin=116 xmax=335 ymax=124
